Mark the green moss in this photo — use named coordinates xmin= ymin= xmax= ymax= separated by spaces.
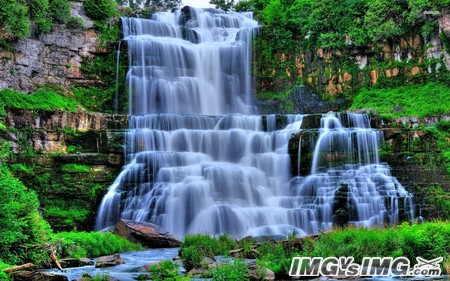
xmin=0 ymin=89 xmax=82 ymax=114
xmin=61 ymin=164 xmax=91 ymax=173
xmin=49 ymin=0 xmax=70 ymax=23
xmin=66 ymin=16 xmax=85 ymax=29
xmin=30 ymin=0 xmax=51 ymax=34
xmin=44 ymin=206 xmax=90 ymax=228
xmin=349 ymin=82 xmax=450 ymax=117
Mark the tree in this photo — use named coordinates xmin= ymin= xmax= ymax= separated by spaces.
xmin=209 ymin=0 xmax=235 ymax=11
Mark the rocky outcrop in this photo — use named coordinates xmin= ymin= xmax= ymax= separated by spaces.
xmin=11 ymin=271 xmax=68 ymax=281
xmin=255 ymin=13 xmax=450 ymax=108
xmin=95 ymin=254 xmax=123 ymax=268
xmin=0 ymin=2 xmax=107 ymax=93
xmin=3 ymin=109 xmax=128 ymax=231
xmin=114 ymin=219 xmax=182 ymax=248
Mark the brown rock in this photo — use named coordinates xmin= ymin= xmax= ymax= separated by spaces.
xmin=114 ymin=219 xmax=181 ymax=248
xmin=411 ymin=66 xmax=420 ymax=76
xmin=95 ymin=254 xmax=123 ymax=268
xmin=370 ymin=70 xmax=378 ymax=84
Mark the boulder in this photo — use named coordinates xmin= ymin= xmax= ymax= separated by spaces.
xmin=114 ymin=219 xmax=181 ymax=248
xmin=59 ymin=258 xmax=94 ymax=268
xmin=11 ymin=271 xmax=68 ymax=281
xmin=95 ymin=254 xmax=123 ymax=268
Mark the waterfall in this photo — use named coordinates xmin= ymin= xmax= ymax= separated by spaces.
xmin=96 ymin=7 xmax=413 ymax=238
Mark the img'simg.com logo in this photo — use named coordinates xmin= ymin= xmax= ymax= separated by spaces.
xmin=289 ymin=257 xmax=443 ymax=277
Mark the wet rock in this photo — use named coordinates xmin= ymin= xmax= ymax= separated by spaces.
xmin=11 ymin=271 xmax=68 ymax=281
xmin=187 ymin=267 xmax=207 ymax=277
xmin=59 ymin=258 xmax=94 ymax=268
xmin=248 ymin=267 xmax=275 ymax=281
xmin=114 ymin=219 xmax=182 ymax=248
xmin=95 ymin=254 xmax=123 ymax=268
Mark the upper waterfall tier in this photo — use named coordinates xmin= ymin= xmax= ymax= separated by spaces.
xmin=122 ymin=8 xmax=259 ymax=116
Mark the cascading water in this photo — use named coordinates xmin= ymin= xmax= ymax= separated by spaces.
xmin=96 ymin=7 xmax=413 ymax=238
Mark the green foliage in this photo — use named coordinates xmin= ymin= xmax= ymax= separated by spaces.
xmin=0 ymin=165 xmax=51 ymax=264
xmin=49 ymin=0 xmax=70 ymax=23
xmin=83 ymin=0 xmax=116 ymax=20
xmin=425 ymin=121 xmax=450 ymax=174
xmin=61 ymin=164 xmax=91 ymax=173
xmin=53 ymin=231 xmax=143 ymax=258
xmin=0 ymin=260 xmax=10 ymax=281
xmin=349 ymin=82 xmax=450 ymax=117
xmin=67 ymin=16 xmax=85 ymax=29
xmin=31 ymin=0 xmax=52 ymax=34
xmin=210 ymin=0 xmax=235 ymax=11
xmin=302 ymin=222 xmax=450 ymax=266
xmin=0 ymin=0 xmax=30 ymax=42
xmin=0 ymin=89 xmax=82 ymax=114
xmin=210 ymin=259 xmax=249 ymax=281
xmin=44 ymin=207 xmax=90 ymax=229
xmin=180 ymin=234 xmax=237 ymax=270
xmin=149 ymin=260 xmax=188 ymax=281
xmin=74 ymin=50 xmax=128 ymax=113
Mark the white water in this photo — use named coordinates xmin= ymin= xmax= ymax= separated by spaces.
xmin=96 ymin=8 xmax=413 ymax=238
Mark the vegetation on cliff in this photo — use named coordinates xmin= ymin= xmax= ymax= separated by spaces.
xmin=349 ymin=82 xmax=450 ymax=118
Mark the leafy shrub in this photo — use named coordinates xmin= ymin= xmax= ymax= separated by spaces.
xmin=210 ymin=259 xmax=249 ymax=281
xmin=49 ymin=0 xmax=70 ymax=23
xmin=31 ymin=0 xmax=52 ymax=34
xmin=53 ymin=231 xmax=143 ymax=258
xmin=83 ymin=0 xmax=116 ymax=20
xmin=0 ymin=165 xmax=51 ymax=264
xmin=180 ymin=234 xmax=237 ymax=271
xmin=0 ymin=0 xmax=30 ymax=42
xmin=149 ymin=260 xmax=188 ymax=281
xmin=0 ymin=260 xmax=10 ymax=281
xmin=67 ymin=16 xmax=85 ymax=29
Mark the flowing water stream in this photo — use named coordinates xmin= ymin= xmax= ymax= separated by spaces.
xmin=96 ymin=7 xmax=414 ymax=239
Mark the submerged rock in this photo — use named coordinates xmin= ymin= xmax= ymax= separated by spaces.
xmin=11 ymin=271 xmax=68 ymax=281
xmin=114 ymin=219 xmax=181 ymax=248
xmin=95 ymin=254 xmax=123 ymax=268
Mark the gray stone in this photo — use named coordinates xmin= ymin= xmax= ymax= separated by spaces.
xmin=95 ymin=254 xmax=123 ymax=268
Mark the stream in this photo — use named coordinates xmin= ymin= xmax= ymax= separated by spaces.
xmin=43 ymin=248 xmax=179 ymax=281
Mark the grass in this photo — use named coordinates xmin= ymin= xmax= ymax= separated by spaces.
xmin=179 ymin=222 xmax=450 ymax=278
xmin=349 ymin=82 xmax=450 ymax=118
xmin=179 ymin=234 xmax=237 ymax=271
xmin=52 ymin=231 xmax=143 ymax=258
xmin=0 ymin=89 xmax=82 ymax=115
xmin=44 ymin=206 xmax=91 ymax=229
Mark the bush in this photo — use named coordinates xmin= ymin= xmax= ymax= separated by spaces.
xmin=52 ymin=231 xmax=143 ymax=258
xmin=49 ymin=0 xmax=71 ymax=23
xmin=0 ymin=260 xmax=10 ymax=281
xmin=0 ymin=0 xmax=30 ymax=42
xmin=180 ymin=234 xmax=237 ymax=270
xmin=210 ymin=259 xmax=249 ymax=281
xmin=31 ymin=0 xmax=52 ymax=34
xmin=149 ymin=260 xmax=188 ymax=281
xmin=0 ymin=165 xmax=51 ymax=264
xmin=67 ymin=16 xmax=85 ymax=29
xmin=83 ymin=0 xmax=116 ymax=20
xmin=61 ymin=164 xmax=90 ymax=173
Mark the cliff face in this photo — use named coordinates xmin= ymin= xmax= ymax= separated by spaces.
xmin=0 ymin=2 xmax=107 ymax=93
xmin=4 ymin=108 xmax=127 ymax=231
xmin=254 ymin=12 xmax=450 ymax=113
